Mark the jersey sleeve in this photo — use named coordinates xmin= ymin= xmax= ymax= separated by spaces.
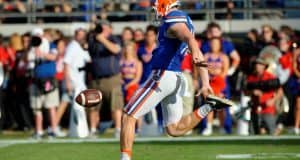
xmin=164 ymin=10 xmax=187 ymax=28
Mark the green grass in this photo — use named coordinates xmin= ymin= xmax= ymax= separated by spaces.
xmin=1 ymin=140 xmax=300 ymax=160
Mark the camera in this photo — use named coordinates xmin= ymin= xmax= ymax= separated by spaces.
xmin=31 ymin=36 xmax=42 ymax=47
xmin=94 ymin=23 xmax=103 ymax=34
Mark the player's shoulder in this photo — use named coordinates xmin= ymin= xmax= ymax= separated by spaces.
xmin=164 ymin=10 xmax=187 ymax=22
xmin=166 ymin=10 xmax=187 ymax=17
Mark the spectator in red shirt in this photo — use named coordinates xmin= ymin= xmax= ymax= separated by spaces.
xmin=279 ymin=38 xmax=294 ymax=76
xmin=247 ymin=58 xmax=281 ymax=135
xmin=0 ymin=34 xmax=15 ymax=72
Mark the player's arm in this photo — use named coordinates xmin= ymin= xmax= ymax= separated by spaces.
xmin=167 ymin=23 xmax=213 ymax=96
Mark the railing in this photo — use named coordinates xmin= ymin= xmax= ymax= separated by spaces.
xmin=0 ymin=0 xmax=300 ymax=23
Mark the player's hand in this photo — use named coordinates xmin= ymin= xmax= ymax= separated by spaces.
xmin=192 ymin=52 xmax=201 ymax=65
xmin=195 ymin=84 xmax=214 ymax=99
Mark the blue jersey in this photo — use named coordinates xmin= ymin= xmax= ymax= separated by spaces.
xmin=151 ymin=10 xmax=194 ymax=72
xmin=201 ymin=39 xmax=235 ymax=56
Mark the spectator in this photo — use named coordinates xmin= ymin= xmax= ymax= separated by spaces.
xmin=0 ymin=34 xmax=15 ymax=72
xmin=62 ymin=2 xmax=74 ymax=22
xmin=64 ymin=28 xmax=91 ymax=138
xmin=0 ymin=33 xmax=16 ymax=130
xmin=259 ymin=24 xmax=278 ymax=47
xmin=136 ymin=25 xmax=162 ymax=133
xmin=137 ymin=25 xmax=157 ymax=84
xmin=8 ymin=33 xmax=33 ymax=131
xmin=53 ymin=38 xmax=68 ymax=136
xmin=134 ymin=28 xmax=145 ymax=47
xmin=121 ymin=26 xmax=134 ymax=45
xmin=201 ymin=22 xmax=240 ymax=76
xmin=132 ymin=0 xmax=150 ymax=21
xmin=247 ymin=58 xmax=281 ymax=135
xmin=242 ymin=29 xmax=262 ymax=74
xmin=278 ymin=25 xmax=295 ymax=41
xmin=279 ymin=38 xmax=294 ymax=77
xmin=202 ymin=37 xmax=229 ymax=136
xmin=121 ymin=41 xmax=142 ymax=104
xmin=293 ymin=47 xmax=300 ymax=135
xmin=201 ymin=22 xmax=239 ymax=134
xmin=88 ymin=20 xmax=123 ymax=138
xmin=120 ymin=41 xmax=143 ymax=135
xmin=226 ymin=0 xmax=234 ymax=20
xmin=28 ymin=28 xmax=60 ymax=139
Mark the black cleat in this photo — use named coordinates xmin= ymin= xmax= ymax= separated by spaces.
xmin=205 ymin=95 xmax=234 ymax=110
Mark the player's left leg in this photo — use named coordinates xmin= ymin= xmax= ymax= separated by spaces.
xmin=120 ymin=70 xmax=174 ymax=160
xmin=164 ymin=95 xmax=233 ymax=137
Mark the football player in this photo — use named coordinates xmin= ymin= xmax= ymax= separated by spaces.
xmin=120 ymin=1 xmax=234 ymax=159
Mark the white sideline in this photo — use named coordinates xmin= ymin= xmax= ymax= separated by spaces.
xmin=0 ymin=143 xmax=14 ymax=148
xmin=216 ymin=153 xmax=300 ymax=159
xmin=0 ymin=135 xmax=300 ymax=145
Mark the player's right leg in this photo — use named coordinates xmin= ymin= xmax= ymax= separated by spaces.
xmin=120 ymin=70 xmax=176 ymax=160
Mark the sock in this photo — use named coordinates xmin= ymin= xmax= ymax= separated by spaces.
xmin=194 ymin=104 xmax=212 ymax=119
xmin=207 ymin=123 xmax=212 ymax=130
xmin=37 ymin=130 xmax=43 ymax=135
xmin=115 ymin=128 xmax=121 ymax=138
xmin=120 ymin=150 xmax=131 ymax=160
xmin=115 ymin=128 xmax=121 ymax=132
xmin=90 ymin=128 xmax=97 ymax=133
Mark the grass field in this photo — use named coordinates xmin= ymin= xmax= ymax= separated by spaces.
xmin=1 ymin=138 xmax=300 ymax=160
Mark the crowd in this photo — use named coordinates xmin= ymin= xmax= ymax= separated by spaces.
xmin=0 ymin=0 xmax=293 ymax=23
xmin=0 ymin=20 xmax=299 ymax=139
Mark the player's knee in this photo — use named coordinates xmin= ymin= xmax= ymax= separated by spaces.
xmin=122 ymin=113 xmax=137 ymax=126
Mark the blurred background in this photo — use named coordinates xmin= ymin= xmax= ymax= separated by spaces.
xmin=0 ymin=0 xmax=300 ymax=139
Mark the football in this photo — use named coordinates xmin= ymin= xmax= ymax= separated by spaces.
xmin=75 ymin=89 xmax=102 ymax=108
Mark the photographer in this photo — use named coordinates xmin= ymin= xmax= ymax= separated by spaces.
xmin=28 ymin=28 xmax=60 ymax=139
xmin=88 ymin=20 xmax=124 ymax=138
xmin=246 ymin=58 xmax=282 ymax=135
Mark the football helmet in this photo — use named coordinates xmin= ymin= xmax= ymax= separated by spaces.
xmin=152 ymin=0 xmax=180 ymax=17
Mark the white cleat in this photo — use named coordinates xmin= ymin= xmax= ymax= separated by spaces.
xmin=202 ymin=127 xmax=212 ymax=136
xmin=295 ymin=128 xmax=300 ymax=135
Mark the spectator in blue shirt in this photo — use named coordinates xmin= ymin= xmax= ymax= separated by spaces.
xmin=201 ymin=22 xmax=240 ymax=76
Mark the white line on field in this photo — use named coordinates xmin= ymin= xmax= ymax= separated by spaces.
xmin=216 ymin=153 xmax=300 ymax=159
xmin=0 ymin=135 xmax=300 ymax=144
xmin=0 ymin=143 xmax=14 ymax=149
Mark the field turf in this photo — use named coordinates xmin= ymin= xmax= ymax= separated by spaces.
xmin=0 ymin=139 xmax=300 ymax=160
